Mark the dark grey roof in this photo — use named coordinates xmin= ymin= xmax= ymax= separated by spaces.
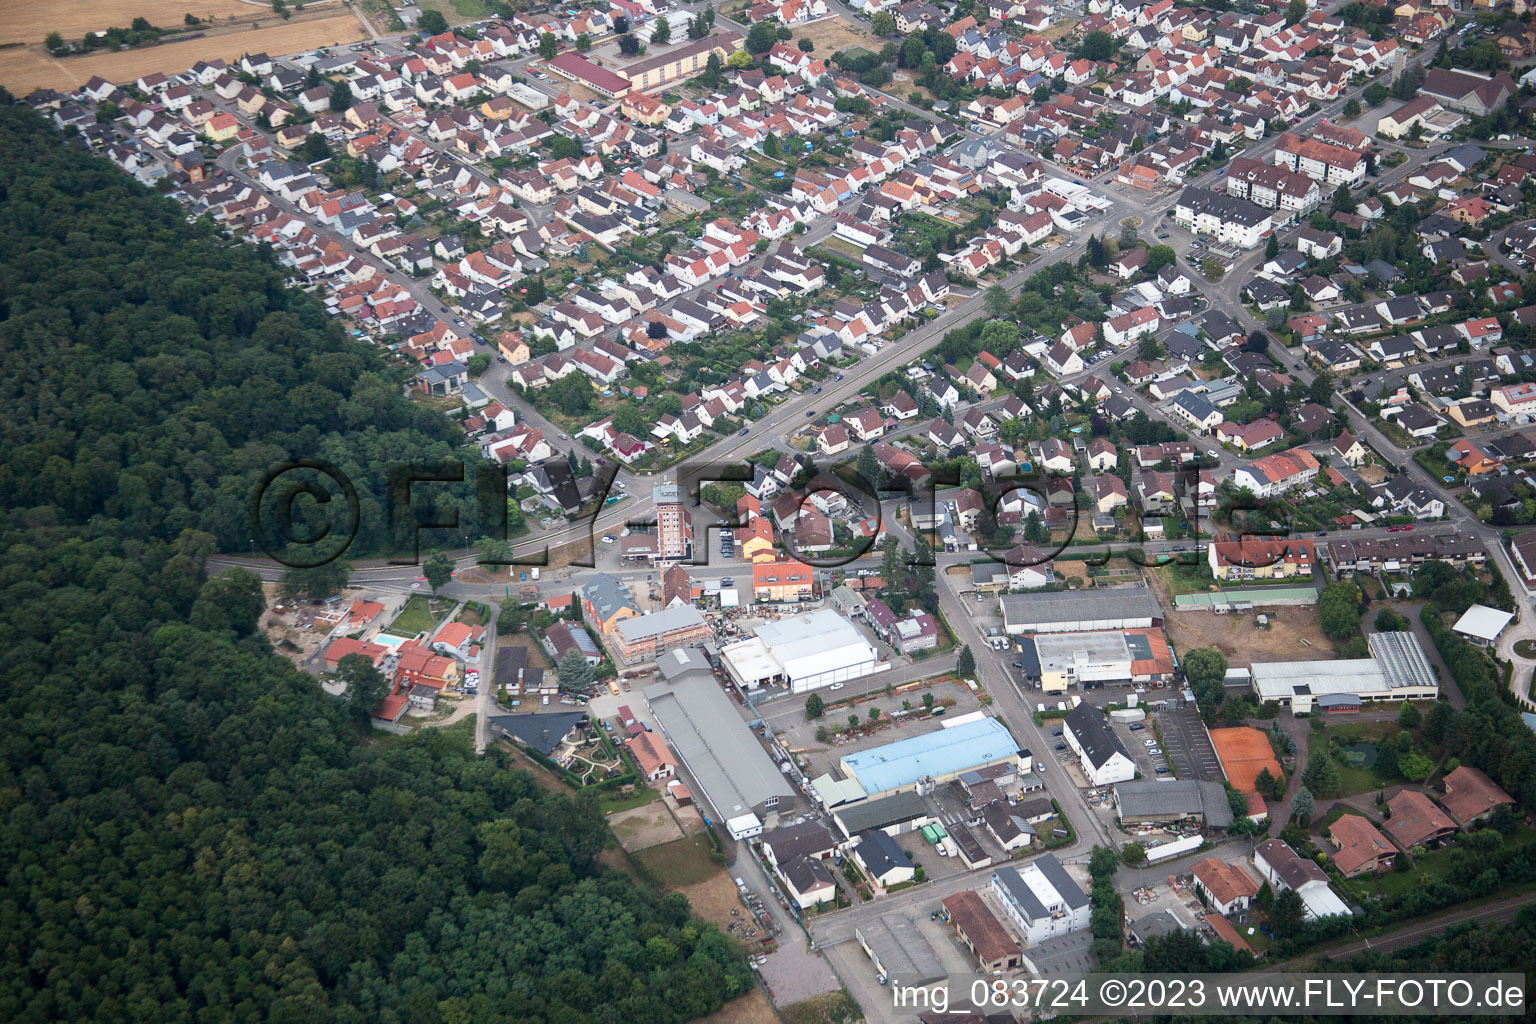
xmin=834 ymin=791 xmax=928 ymax=835
xmin=855 ymin=829 xmax=912 ymax=876
xmin=489 ymin=711 xmax=587 ymax=756
xmin=782 ymin=854 xmax=834 ymax=896
xmin=1001 ymin=588 xmax=1161 ymax=634
xmin=582 ymin=572 xmax=639 ymax=621
xmin=763 ymin=821 xmax=837 ymax=864
xmin=1113 ymin=778 xmax=1234 ymax=827
xmin=1064 ymin=703 xmax=1133 ymax=771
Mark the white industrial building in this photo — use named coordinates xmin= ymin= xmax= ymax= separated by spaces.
xmin=1032 ymin=631 xmax=1134 ymax=692
xmin=720 ymin=609 xmax=887 ymax=693
xmin=1452 ymin=604 xmax=1515 ymax=648
xmin=1001 ymin=588 xmax=1162 ymax=635
xmin=1063 ymin=703 xmax=1138 ymax=785
xmin=990 ymin=854 xmax=1091 ymax=944
xmin=1249 ymin=631 xmax=1437 ymax=713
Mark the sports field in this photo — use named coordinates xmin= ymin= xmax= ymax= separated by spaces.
xmin=1209 ymin=725 xmax=1284 ymax=794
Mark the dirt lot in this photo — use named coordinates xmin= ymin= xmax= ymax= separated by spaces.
xmin=796 ymin=16 xmax=874 ymax=57
xmin=1164 ymin=607 xmax=1331 ymax=667
xmin=0 ymin=12 xmax=364 ymax=92
xmin=697 ymin=988 xmax=780 ymax=1024
xmin=610 ymin=801 xmax=686 ymax=852
xmin=260 ymin=582 xmax=331 ymax=668
xmin=1357 ymin=464 xmax=1390 ymax=485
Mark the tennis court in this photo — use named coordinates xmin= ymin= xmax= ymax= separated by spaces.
xmin=1209 ymin=726 xmax=1284 ymax=795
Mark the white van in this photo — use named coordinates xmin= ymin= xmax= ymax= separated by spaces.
xmin=541 ymin=695 xmax=549 ymax=706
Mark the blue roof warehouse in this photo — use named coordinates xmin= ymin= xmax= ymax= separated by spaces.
xmin=839 ymin=717 xmax=1023 ymax=800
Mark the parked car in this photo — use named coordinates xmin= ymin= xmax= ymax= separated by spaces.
xmin=829 ymin=682 xmax=844 ymax=690
xmin=1054 ymin=743 xmax=1067 ymax=751
xmin=1052 ymin=728 xmax=1063 ymax=736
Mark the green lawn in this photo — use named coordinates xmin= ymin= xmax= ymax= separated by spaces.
xmin=1155 ymin=561 xmax=1217 ymax=596
xmin=384 ymin=595 xmax=441 ymax=637
xmin=636 ymin=834 xmax=720 ymax=886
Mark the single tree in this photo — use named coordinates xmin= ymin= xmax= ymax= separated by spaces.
xmin=856 ymin=444 xmax=880 ymax=489
xmin=1286 ymin=0 xmax=1306 ymax=24
xmin=957 ymin=644 xmax=975 ymax=679
xmin=423 ymin=550 xmax=455 ymax=594
xmin=805 ymin=693 xmax=825 ymax=719
xmin=1291 ymin=785 xmax=1315 ymax=825
xmin=867 ymin=706 xmax=881 ymax=722
xmin=418 ymin=8 xmax=449 ymax=34
xmin=871 ymin=10 xmax=897 ymax=34
xmin=1398 ymin=700 xmax=1421 ymax=728
xmin=848 ymin=713 xmax=859 ymax=730
xmin=557 ymin=648 xmax=595 ymax=693
xmin=1265 ymin=233 xmax=1280 ymax=259
xmin=746 ymin=20 xmax=777 ymax=53
xmin=1302 ymin=749 xmax=1341 ymax=796
xmin=652 ymin=16 xmax=671 ymax=44
xmin=539 ymin=32 xmax=558 ymax=59
xmin=44 ymin=31 xmax=65 ymax=53
xmin=922 ymin=691 xmax=935 ymax=711
xmin=329 ymin=79 xmax=353 ymax=112
xmin=1342 ymin=98 xmax=1361 ymax=118
xmin=618 ymin=33 xmax=642 ymax=56
xmin=984 ymin=283 xmax=1011 ymax=317
xmin=797 ymin=37 xmax=814 ymax=52
xmin=337 ymin=653 xmax=390 ymax=723
xmin=576 ymin=32 xmax=591 ymax=51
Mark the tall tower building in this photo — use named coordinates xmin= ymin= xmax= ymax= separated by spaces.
xmin=653 ymin=482 xmax=692 ymax=564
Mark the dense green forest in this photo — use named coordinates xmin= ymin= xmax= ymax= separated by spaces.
xmin=0 ymin=102 xmax=749 ymax=1022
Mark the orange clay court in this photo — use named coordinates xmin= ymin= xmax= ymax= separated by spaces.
xmin=1209 ymin=726 xmax=1283 ymax=795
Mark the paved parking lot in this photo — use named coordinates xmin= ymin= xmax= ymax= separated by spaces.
xmin=1156 ymin=706 xmax=1222 ymax=781
xmin=1115 ymin=717 xmax=1170 ymax=778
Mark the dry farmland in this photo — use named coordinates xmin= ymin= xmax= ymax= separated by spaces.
xmin=0 ymin=8 xmax=362 ymax=92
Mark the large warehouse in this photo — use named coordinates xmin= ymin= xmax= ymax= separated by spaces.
xmin=720 ymin=609 xmax=887 ymax=693
xmin=642 ymin=647 xmax=797 ymax=836
xmin=1001 ymin=587 xmax=1162 ymax=635
xmin=839 ymin=717 xmax=1022 ymax=799
xmin=1250 ymin=631 xmax=1438 ymax=713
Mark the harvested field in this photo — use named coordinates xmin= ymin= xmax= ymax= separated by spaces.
xmin=797 ymin=16 xmax=874 ymax=57
xmin=0 ymin=13 xmax=364 ymax=92
xmin=1209 ymin=725 xmax=1284 ymax=794
xmin=4 ymin=0 xmax=263 ymax=44
xmin=1164 ymin=607 xmax=1333 ymax=666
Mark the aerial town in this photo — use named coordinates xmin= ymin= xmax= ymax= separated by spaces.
xmin=12 ymin=0 xmax=1536 ymax=1018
